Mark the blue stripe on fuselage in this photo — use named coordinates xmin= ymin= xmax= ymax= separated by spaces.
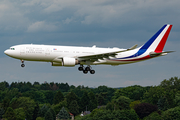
xmin=116 ymin=24 xmax=167 ymax=59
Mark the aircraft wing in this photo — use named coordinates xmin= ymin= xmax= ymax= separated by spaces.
xmin=77 ymin=44 xmax=138 ymax=62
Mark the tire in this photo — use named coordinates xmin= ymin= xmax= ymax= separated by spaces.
xmin=90 ymin=70 xmax=95 ymax=74
xmin=78 ymin=67 xmax=83 ymax=71
xmin=21 ymin=64 xmax=25 ymax=67
xmin=83 ymin=70 xmax=88 ymax=74
xmin=85 ymin=67 xmax=90 ymax=71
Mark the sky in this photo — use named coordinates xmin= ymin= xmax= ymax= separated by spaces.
xmin=0 ymin=0 xmax=180 ymax=87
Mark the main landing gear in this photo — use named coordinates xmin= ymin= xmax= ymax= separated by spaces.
xmin=21 ymin=60 xmax=25 ymax=67
xmin=78 ymin=65 xmax=95 ymax=74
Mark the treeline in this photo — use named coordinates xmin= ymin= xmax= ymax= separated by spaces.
xmin=0 ymin=77 xmax=180 ymax=119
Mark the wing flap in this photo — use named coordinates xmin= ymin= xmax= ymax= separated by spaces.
xmin=78 ymin=44 xmax=138 ymax=62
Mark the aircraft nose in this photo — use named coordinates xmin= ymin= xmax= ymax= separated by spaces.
xmin=4 ymin=49 xmax=10 ymax=55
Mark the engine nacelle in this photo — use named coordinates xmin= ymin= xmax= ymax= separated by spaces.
xmin=62 ymin=57 xmax=78 ymax=67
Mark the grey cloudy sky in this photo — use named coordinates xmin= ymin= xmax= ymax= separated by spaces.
xmin=0 ymin=0 xmax=180 ymax=87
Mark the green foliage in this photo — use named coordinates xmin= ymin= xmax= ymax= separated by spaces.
xmin=80 ymin=91 xmax=89 ymax=112
xmin=9 ymin=97 xmax=36 ymax=120
xmin=162 ymin=106 xmax=180 ymax=120
xmin=157 ymin=97 xmax=169 ymax=111
xmin=52 ymin=100 xmax=67 ymax=114
xmin=129 ymin=100 xmax=141 ymax=109
xmin=0 ymin=77 xmax=180 ymax=120
xmin=44 ymin=109 xmax=53 ymax=120
xmin=14 ymin=108 xmax=26 ymax=120
xmin=0 ymin=107 xmax=4 ymax=119
xmin=48 ymin=108 xmax=56 ymax=120
xmin=113 ymin=96 xmax=131 ymax=110
xmin=58 ymin=107 xmax=69 ymax=119
xmin=3 ymin=107 xmax=16 ymax=120
xmin=174 ymin=92 xmax=180 ymax=106
xmin=53 ymin=90 xmax=64 ymax=104
xmin=88 ymin=91 xmax=98 ymax=111
xmin=39 ymin=104 xmax=49 ymax=117
xmin=112 ymin=109 xmax=138 ymax=120
xmin=36 ymin=117 xmax=44 ymax=120
xmin=143 ymin=112 xmax=161 ymax=120
xmin=143 ymin=86 xmax=165 ymax=105
xmin=69 ymin=100 xmax=79 ymax=116
xmin=0 ymin=81 xmax=9 ymax=91
xmin=32 ymin=103 xmax=40 ymax=120
xmin=66 ymin=91 xmax=80 ymax=111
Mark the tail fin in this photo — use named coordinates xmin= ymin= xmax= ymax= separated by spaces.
xmin=140 ymin=24 xmax=172 ymax=53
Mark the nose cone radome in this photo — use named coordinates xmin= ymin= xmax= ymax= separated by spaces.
xmin=4 ymin=50 xmax=9 ymax=55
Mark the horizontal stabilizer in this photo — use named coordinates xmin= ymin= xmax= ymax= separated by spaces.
xmin=149 ymin=51 xmax=175 ymax=57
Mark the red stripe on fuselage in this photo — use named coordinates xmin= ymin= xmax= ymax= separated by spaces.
xmin=155 ymin=25 xmax=172 ymax=52
xmin=110 ymin=55 xmax=151 ymax=62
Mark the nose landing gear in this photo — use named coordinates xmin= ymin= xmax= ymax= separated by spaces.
xmin=78 ymin=65 xmax=95 ymax=74
xmin=21 ymin=60 xmax=25 ymax=67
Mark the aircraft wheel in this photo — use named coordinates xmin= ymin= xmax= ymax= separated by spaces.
xmin=21 ymin=64 xmax=25 ymax=67
xmin=90 ymin=70 xmax=95 ymax=74
xmin=78 ymin=67 xmax=84 ymax=71
xmin=83 ymin=70 xmax=88 ymax=74
xmin=85 ymin=67 xmax=91 ymax=71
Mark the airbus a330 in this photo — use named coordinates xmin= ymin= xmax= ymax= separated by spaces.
xmin=4 ymin=24 xmax=173 ymax=74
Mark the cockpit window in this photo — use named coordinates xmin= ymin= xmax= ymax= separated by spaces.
xmin=10 ymin=48 xmax=15 ymax=50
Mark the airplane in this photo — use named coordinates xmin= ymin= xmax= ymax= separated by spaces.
xmin=4 ymin=24 xmax=173 ymax=74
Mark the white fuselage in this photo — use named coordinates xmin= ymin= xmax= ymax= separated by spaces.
xmin=4 ymin=44 xmax=152 ymax=66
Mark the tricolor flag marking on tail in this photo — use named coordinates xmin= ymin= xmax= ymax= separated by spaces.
xmin=113 ymin=24 xmax=173 ymax=61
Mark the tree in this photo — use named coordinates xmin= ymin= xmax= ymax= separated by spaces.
xmin=162 ymin=106 xmax=180 ymax=120
xmin=88 ymin=91 xmax=98 ymax=111
xmin=174 ymin=92 xmax=180 ymax=106
xmin=53 ymin=100 xmax=67 ymax=114
xmin=144 ymin=112 xmax=162 ymax=120
xmin=8 ymin=97 xmax=36 ymax=120
xmin=143 ymin=86 xmax=165 ymax=105
xmin=14 ymin=108 xmax=26 ymax=120
xmin=112 ymin=109 xmax=138 ymax=120
xmin=66 ymin=91 xmax=79 ymax=108
xmin=32 ymin=103 xmax=40 ymax=120
xmin=113 ymin=85 xmax=147 ymax=101
xmin=0 ymin=107 xmax=5 ymax=119
xmin=3 ymin=107 xmax=16 ymax=120
xmin=92 ymin=110 xmax=112 ymax=120
xmin=53 ymin=90 xmax=64 ymax=104
xmin=134 ymin=103 xmax=158 ymax=119
xmin=58 ymin=107 xmax=69 ymax=120
xmin=157 ymin=97 xmax=169 ymax=111
xmin=97 ymin=94 xmax=105 ymax=106
xmin=45 ymin=109 xmax=53 ymax=120
xmin=113 ymin=96 xmax=131 ymax=110
xmin=0 ymin=81 xmax=9 ymax=91
xmin=80 ymin=91 xmax=89 ymax=112
xmin=39 ymin=104 xmax=49 ymax=117
xmin=48 ymin=108 xmax=56 ymax=120
xmin=44 ymin=90 xmax=54 ymax=104
xmin=69 ymin=100 xmax=79 ymax=116
xmin=129 ymin=100 xmax=141 ymax=109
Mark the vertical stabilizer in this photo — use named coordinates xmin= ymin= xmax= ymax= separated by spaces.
xmin=140 ymin=24 xmax=172 ymax=52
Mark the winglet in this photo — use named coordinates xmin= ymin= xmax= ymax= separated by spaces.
xmin=127 ymin=44 xmax=138 ymax=50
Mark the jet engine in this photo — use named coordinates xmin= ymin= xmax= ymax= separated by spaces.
xmin=62 ymin=57 xmax=78 ymax=67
